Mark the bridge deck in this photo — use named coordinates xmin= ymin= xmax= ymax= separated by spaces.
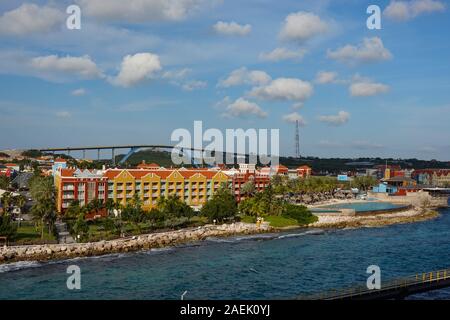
xmin=301 ymin=268 xmax=450 ymax=300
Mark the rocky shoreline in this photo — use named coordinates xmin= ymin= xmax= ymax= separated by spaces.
xmin=309 ymin=208 xmax=440 ymax=228
xmin=0 ymin=222 xmax=273 ymax=265
xmin=0 ymin=206 xmax=443 ymax=265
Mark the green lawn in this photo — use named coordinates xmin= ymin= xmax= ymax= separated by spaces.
xmin=262 ymin=215 xmax=299 ymax=228
xmin=14 ymin=222 xmax=56 ymax=244
xmin=74 ymin=215 xmax=211 ymax=242
xmin=240 ymin=215 xmax=256 ymax=223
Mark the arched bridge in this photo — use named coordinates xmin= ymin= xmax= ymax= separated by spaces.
xmin=38 ymin=144 xmax=251 ymax=166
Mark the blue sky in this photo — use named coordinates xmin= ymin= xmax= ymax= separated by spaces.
xmin=0 ymin=0 xmax=449 ymax=160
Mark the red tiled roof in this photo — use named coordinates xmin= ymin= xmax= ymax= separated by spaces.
xmin=60 ymin=168 xmax=76 ymax=177
xmin=4 ymin=163 xmax=18 ymax=167
xmin=137 ymin=162 xmax=160 ymax=169
xmin=102 ymin=168 xmax=224 ymax=180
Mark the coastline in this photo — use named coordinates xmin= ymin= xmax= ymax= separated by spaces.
xmin=309 ymin=208 xmax=440 ymax=228
xmin=0 ymin=202 xmax=443 ymax=265
xmin=0 ymin=222 xmax=273 ymax=265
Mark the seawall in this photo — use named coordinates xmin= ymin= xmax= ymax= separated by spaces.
xmin=0 ymin=222 xmax=273 ymax=264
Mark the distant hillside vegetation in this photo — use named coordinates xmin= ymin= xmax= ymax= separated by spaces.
xmin=116 ymin=150 xmax=450 ymax=172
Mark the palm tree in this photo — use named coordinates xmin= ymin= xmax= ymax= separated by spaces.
xmin=14 ymin=194 xmax=26 ymax=227
xmin=241 ymin=181 xmax=256 ymax=198
xmin=29 ymin=176 xmax=56 ymax=239
xmin=1 ymin=192 xmax=13 ymax=215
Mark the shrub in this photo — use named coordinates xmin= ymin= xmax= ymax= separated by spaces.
xmin=281 ymin=204 xmax=318 ymax=226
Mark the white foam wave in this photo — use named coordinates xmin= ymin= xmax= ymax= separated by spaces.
xmin=0 ymin=260 xmax=41 ymax=273
xmin=277 ymin=229 xmax=325 ymax=239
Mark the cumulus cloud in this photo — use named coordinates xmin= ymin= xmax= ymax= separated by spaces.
xmin=249 ymin=78 xmax=313 ymax=102
xmin=327 ymin=37 xmax=392 ymax=64
xmin=222 ymin=98 xmax=267 ymax=118
xmin=259 ymin=47 xmax=307 ymax=62
xmin=213 ymin=21 xmax=251 ymax=36
xmin=384 ymin=0 xmax=446 ymax=21
xmin=111 ymin=52 xmax=162 ymax=87
xmin=0 ymin=3 xmax=63 ymax=36
xmin=76 ymin=0 xmax=209 ymax=22
xmin=315 ymin=71 xmax=338 ymax=84
xmin=218 ymin=67 xmax=271 ymax=87
xmin=71 ymin=88 xmax=86 ymax=96
xmin=30 ymin=55 xmax=103 ymax=80
xmin=318 ymin=111 xmax=350 ymax=125
xmin=182 ymin=80 xmax=207 ymax=91
xmin=279 ymin=11 xmax=328 ymax=42
xmin=350 ymin=77 xmax=390 ymax=97
xmin=282 ymin=112 xmax=306 ymax=126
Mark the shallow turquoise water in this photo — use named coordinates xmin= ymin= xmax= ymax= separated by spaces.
xmin=0 ymin=208 xmax=449 ymax=300
xmin=320 ymin=201 xmax=407 ymax=212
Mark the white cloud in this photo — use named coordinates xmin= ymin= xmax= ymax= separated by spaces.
xmin=182 ymin=80 xmax=207 ymax=91
xmin=71 ymin=88 xmax=86 ymax=96
xmin=279 ymin=11 xmax=328 ymax=42
xmin=259 ymin=47 xmax=307 ymax=62
xmin=318 ymin=111 xmax=350 ymax=125
xmin=0 ymin=3 xmax=63 ymax=36
xmin=218 ymin=67 xmax=271 ymax=87
xmin=222 ymin=98 xmax=267 ymax=118
xmin=213 ymin=21 xmax=251 ymax=36
xmin=282 ymin=112 xmax=306 ymax=126
xmin=30 ymin=55 xmax=103 ymax=80
xmin=315 ymin=71 xmax=338 ymax=84
xmin=249 ymin=78 xmax=313 ymax=102
xmin=56 ymin=111 xmax=72 ymax=119
xmin=111 ymin=52 xmax=162 ymax=87
xmin=350 ymin=76 xmax=390 ymax=97
xmin=384 ymin=0 xmax=446 ymax=21
xmin=76 ymin=0 xmax=210 ymax=22
xmin=327 ymin=37 xmax=392 ymax=64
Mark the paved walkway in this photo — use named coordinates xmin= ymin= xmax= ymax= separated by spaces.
xmin=55 ymin=221 xmax=75 ymax=244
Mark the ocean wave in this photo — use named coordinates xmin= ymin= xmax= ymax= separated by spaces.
xmin=0 ymin=260 xmax=42 ymax=273
xmin=143 ymin=247 xmax=175 ymax=255
xmin=233 ymin=234 xmax=279 ymax=241
xmin=277 ymin=229 xmax=325 ymax=239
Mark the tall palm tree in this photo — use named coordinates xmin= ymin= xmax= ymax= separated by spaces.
xmin=14 ymin=195 xmax=26 ymax=227
xmin=29 ymin=176 xmax=56 ymax=239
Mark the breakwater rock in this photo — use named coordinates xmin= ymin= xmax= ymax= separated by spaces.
xmin=0 ymin=222 xmax=273 ymax=264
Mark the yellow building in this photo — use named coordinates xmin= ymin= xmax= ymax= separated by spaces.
xmin=103 ymin=168 xmax=230 ymax=210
